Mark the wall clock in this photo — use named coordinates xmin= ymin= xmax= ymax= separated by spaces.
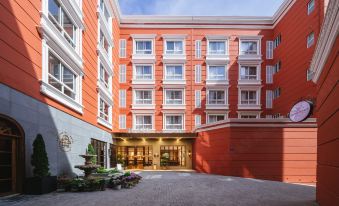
xmin=289 ymin=100 xmax=313 ymax=122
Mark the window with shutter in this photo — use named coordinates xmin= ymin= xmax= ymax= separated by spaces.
xmin=266 ymin=41 xmax=273 ymax=59
xmin=119 ymin=90 xmax=126 ymax=108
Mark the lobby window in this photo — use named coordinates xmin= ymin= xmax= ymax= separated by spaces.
xmin=273 ymin=88 xmax=281 ymax=99
xmin=134 ymin=90 xmax=152 ymax=104
xmin=308 ymin=0 xmax=315 ymax=15
xmin=165 ymin=90 xmax=184 ymax=105
xmin=48 ymin=0 xmax=77 ymax=48
xmin=99 ymin=63 xmax=110 ymax=90
xmin=160 ymin=145 xmax=186 ymax=167
xmin=207 ymin=114 xmax=225 ymax=123
xmin=307 ymin=32 xmax=315 ymax=48
xmin=240 ymin=91 xmax=257 ymax=105
xmin=240 ymin=41 xmax=258 ymax=55
xmin=165 ymin=115 xmax=184 ymax=130
xmin=48 ymin=53 xmax=77 ymax=100
xmin=165 ymin=40 xmax=184 ymax=54
xmin=99 ymin=98 xmax=110 ymax=122
xmin=273 ymin=34 xmax=282 ymax=49
xmin=165 ymin=65 xmax=184 ymax=80
xmin=207 ymin=65 xmax=226 ymax=80
xmin=99 ymin=30 xmax=110 ymax=55
xmin=208 ymin=41 xmax=226 ymax=54
xmin=207 ymin=90 xmax=226 ymax=105
xmin=135 ymin=65 xmax=153 ymax=80
xmin=240 ymin=66 xmax=257 ymax=80
xmin=135 ymin=115 xmax=153 ymax=130
xmin=91 ymin=139 xmax=106 ymax=168
xmin=135 ymin=40 xmax=152 ymax=54
xmin=119 ymin=39 xmax=126 ymax=58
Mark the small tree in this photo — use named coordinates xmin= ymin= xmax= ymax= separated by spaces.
xmin=87 ymin=144 xmax=97 ymax=164
xmin=31 ymin=134 xmax=50 ymax=177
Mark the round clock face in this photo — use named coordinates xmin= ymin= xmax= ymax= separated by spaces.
xmin=289 ymin=101 xmax=312 ymax=122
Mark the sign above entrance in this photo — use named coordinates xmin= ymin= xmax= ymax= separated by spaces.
xmin=289 ymin=100 xmax=313 ymax=122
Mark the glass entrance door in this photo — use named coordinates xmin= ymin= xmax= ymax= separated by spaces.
xmin=117 ymin=146 xmax=153 ymax=169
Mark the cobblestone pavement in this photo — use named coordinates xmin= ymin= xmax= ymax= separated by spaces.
xmin=0 ymin=171 xmax=317 ymax=206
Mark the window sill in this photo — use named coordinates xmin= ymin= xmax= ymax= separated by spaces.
xmin=206 ymin=79 xmax=229 ymax=85
xmin=132 ymin=104 xmax=156 ymax=109
xmin=205 ymin=104 xmax=229 ymax=110
xmin=238 ymin=54 xmax=262 ymax=61
xmin=206 ymin=54 xmax=229 ymax=64
xmin=237 ymin=104 xmax=261 ymax=110
xmin=40 ymin=81 xmax=83 ymax=114
xmin=132 ymin=79 xmax=156 ymax=85
xmin=97 ymin=117 xmax=112 ymax=129
xmin=163 ymin=79 xmax=186 ymax=86
xmin=132 ymin=54 xmax=156 ymax=63
xmin=238 ymin=79 xmax=261 ymax=85
xmin=162 ymin=54 xmax=186 ymax=63
xmin=162 ymin=104 xmax=186 ymax=110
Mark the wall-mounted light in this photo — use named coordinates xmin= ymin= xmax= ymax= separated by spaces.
xmin=154 ymin=153 xmax=159 ymax=158
xmin=188 ymin=150 xmax=192 ymax=158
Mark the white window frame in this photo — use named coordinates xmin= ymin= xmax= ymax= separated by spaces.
xmin=239 ymin=40 xmax=260 ymax=56
xmin=119 ymin=115 xmax=126 ymax=129
xmin=195 ymin=90 xmax=201 ymax=108
xmin=163 ymin=64 xmax=186 ymax=85
xmin=133 ymin=39 xmax=154 ymax=55
xmin=164 ymin=39 xmax=185 ymax=55
xmin=195 ymin=65 xmax=202 ymax=83
xmin=206 ymin=64 xmax=229 ymax=85
xmin=133 ymin=64 xmax=154 ymax=81
xmin=132 ymin=89 xmax=155 ymax=109
xmin=163 ymin=89 xmax=185 ymax=109
xmin=207 ymin=65 xmax=227 ymax=80
xmin=195 ymin=40 xmax=201 ymax=59
xmin=238 ymin=63 xmax=261 ymax=85
xmin=119 ymin=90 xmax=126 ymax=108
xmin=163 ymin=114 xmax=185 ymax=131
xmin=266 ymin=90 xmax=273 ymax=109
xmin=266 ymin=41 xmax=274 ymax=59
xmin=266 ymin=65 xmax=274 ymax=84
xmin=97 ymin=58 xmax=113 ymax=99
xmin=273 ymin=34 xmax=282 ymax=49
xmin=207 ymin=114 xmax=226 ymax=124
xmin=237 ymin=111 xmax=261 ymax=119
xmin=206 ymin=89 xmax=228 ymax=109
xmin=97 ymin=94 xmax=112 ymax=129
xmin=307 ymin=0 xmax=315 ymax=15
xmin=119 ymin=39 xmax=126 ymax=58
xmin=133 ymin=114 xmax=154 ymax=131
xmin=238 ymin=87 xmax=261 ymax=110
xmin=119 ymin=64 xmax=126 ymax=83
xmin=307 ymin=32 xmax=315 ymax=48
xmin=207 ymin=40 xmax=227 ymax=55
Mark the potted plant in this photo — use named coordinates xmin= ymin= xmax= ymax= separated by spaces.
xmin=25 ymin=134 xmax=57 ymax=194
xmin=160 ymin=153 xmax=170 ymax=169
xmin=116 ymin=154 xmax=125 ymax=170
xmin=110 ymin=174 xmax=123 ymax=190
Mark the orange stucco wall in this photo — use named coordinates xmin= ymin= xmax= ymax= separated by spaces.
xmin=316 ymin=36 xmax=339 ymax=205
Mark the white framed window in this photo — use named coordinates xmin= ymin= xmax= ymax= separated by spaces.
xmin=119 ymin=90 xmax=126 ymax=108
xmin=99 ymin=63 xmax=110 ymax=90
xmin=119 ymin=115 xmax=126 ymax=129
xmin=135 ymin=40 xmax=152 ymax=54
xmin=207 ymin=114 xmax=225 ymax=123
xmin=195 ymin=40 xmax=201 ymax=58
xmin=195 ymin=65 xmax=202 ymax=83
xmin=134 ymin=115 xmax=153 ymax=130
xmin=207 ymin=65 xmax=226 ymax=80
xmin=134 ymin=90 xmax=153 ymax=105
xmin=165 ymin=90 xmax=184 ymax=105
xmin=307 ymin=32 xmax=315 ymax=48
xmin=99 ymin=30 xmax=110 ymax=56
xmin=195 ymin=115 xmax=201 ymax=127
xmin=165 ymin=40 xmax=184 ymax=54
xmin=99 ymin=0 xmax=111 ymax=25
xmin=135 ymin=65 xmax=153 ymax=80
xmin=207 ymin=90 xmax=226 ymax=105
xmin=273 ymin=88 xmax=281 ymax=99
xmin=164 ymin=65 xmax=184 ymax=80
xmin=266 ymin=41 xmax=273 ymax=59
xmin=307 ymin=0 xmax=315 ymax=15
xmin=240 ymin=90 xmax=258 ymax=105
xmin=98 ymin=96 xmax=112 ymax=128
xmin=164 ymin=114 xmax=184 ymax=130
xmin=208 ymin=40 xmax=226 ymax=55
xmin=240 ymin=66 xmax=258 ymax=80
xmin=119 ymin=39 xmax=126 ymax=58
xmin=240 ymin=40 xmax=259 ymax=55
xmin=238 ymin=112 xmax=260 ymax=119
xmin=266 ymin=90 xmax=273 ymax=109
xmin=266 ymin=65 xmax=274 ymax=84
xmin=273 ymin=34 xmax=282 ymax=49
xmin=119 ymin=65 xmax=126 ymax=83
xmin=195 ymin=90 xmax=201 ymax=108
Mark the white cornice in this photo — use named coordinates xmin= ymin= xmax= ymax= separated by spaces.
xmin=310 ymin=0 xmax=339 ymax=82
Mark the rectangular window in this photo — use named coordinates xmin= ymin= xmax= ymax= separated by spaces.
xmin=166 ymin=41 xmax=183 ymax=54
xmin=266 ymin=41 xmax=273 ymax=59
xmin=99 ymin=0 xmax=110 ymax=24
xmin=240 ymin=41 xmax=258 ymax=55
xmin=266 ymin=90 xmax=273 ymax=109
xmin=119 ymin=90 xmax=126 ymax=108
xmin=195 ymin=115 xmax=201 ymax=127
xmin=99 ymin=64 xmax=109 ymax=90
xmin=273 ymin=34 xmax=282 ymax=49
xmin=240 ymin=91 xmax=257 ymax=105
xmin=160 ymin=145 xmax=186 ymax=166
xmin=195 ymin=40 xmax=201 ymax=58
xmin=165 ymin=90 xmax=183 ymax=104
xmin=135 ymin=65 xmax=152 ymax=80
xmin=135 ymin=90 xmax=152 ymax=104
xmin=48 ymin=52 xmax=76 ymax=99
xmin=307 ymin=69 xmax=314 ymax=81
xmin=99 ymin=30 xmax=110 ymax=55
xmin=119 ymin=39 xmax=126 ymax=58
xmin=266 ymin=65 xmax=274 ymax=84
xmin=208 ymin=90 xmax=225 ymax=105
xmin=119 ymin=65 xmax=126 ymax=83
xmin=307 ymin=32 xmax=315 ymax=48
xmin=135 ymin=40 xmax=152 ymax=54
xmin=195 ymin=90 xmax=201 ymax=108
xmin=208 ymin=114 xmax=225 ymax=123
xmin=208 ymin=66 xmax=226 ymax=80
xmin=240 ymin=66 xmax=257 ymax=80
xmin=274 ymin=61 xmax=281 ymax=73
xmin=308 ymin=0 xmax=315 ymax=15
xmin=48 ymin=0 xmax=77 ymax=48
xmin=119 ymin=115 xmax=126 ymax=129
xmin=240 ymin=114 xmax=258 ymax=119
xmin=273 ymin=88 xmax=281 ymax=99
xmin=135 ymin=115 xmax=152 ymax=130
xmin=208 ymin=41 xmax=226 ymax=54
xmin=195 ymin=65 xmax=202 ymax=83
xmin=99 ymin=98 xmax=109 ymax=122
xmin=165 ymin=115 xmax=183 ymax=130
xmin=91 ymin=139 xmax=106 ymax=168
xmin=165 ymin=65 xmax=184 ymax=80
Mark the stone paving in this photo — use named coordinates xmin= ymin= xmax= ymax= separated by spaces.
xmin=0 ymin=171 xmax=318 ymax=206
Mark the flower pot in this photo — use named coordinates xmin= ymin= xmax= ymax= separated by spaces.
xmin=24 ymin=176 xmax=57 ymax=195
xmin=113 ymin=185 xmax=121 ymax=190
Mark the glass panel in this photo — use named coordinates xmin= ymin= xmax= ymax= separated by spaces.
xmin=135 ymin=91 xmax=152 ymax=104
xmin=62 ymin=10 xmax=75 ymax=45
xmin=160 ymin=145 xmax=186 ymax=166
xmin=208 ymin=66 xmax=225 ymax=80
xmin=135 ymin=66 xmax=152 ymax=79
xmin=240 ymin=66 xmax=257 ymax=80
xmin=209 ymin=41 xmax=225 ymax=54
xmin=48 ymin=0 xmax=60 ymax=24
xmin=166 ymin=65 xmax=183 ymax=80
xmin=166 ymin=90 xmax=183 ymax=104
xmin=166 ymin=116 xmax=183 ymax=130
xmin=208 ymin=91 xmax=225 ymax=104
xmin=241 ymin=41 xmax=258 ymax=55
xmin=166 ymin=41 xmax=183 ymax=54
xmin=136 ymin=41 xmax=152 ymax=54
xmin=63 ymin=66 xmax=74 ymax=90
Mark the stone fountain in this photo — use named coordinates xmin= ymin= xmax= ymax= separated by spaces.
xmin=75 ymin=154 xmax=100 ymax=178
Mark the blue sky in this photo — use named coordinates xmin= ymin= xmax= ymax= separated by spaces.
xmin=118 ymin=0 xmax=285 ymax=16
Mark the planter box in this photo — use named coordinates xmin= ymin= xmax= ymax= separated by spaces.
xmin=25 ymin=176 xmax=57 ymax=195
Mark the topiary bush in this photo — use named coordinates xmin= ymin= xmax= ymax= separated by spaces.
xmin=31 ymin=134 xmax=50 ymax=177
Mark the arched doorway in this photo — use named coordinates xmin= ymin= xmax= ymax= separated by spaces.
xmin=0 ymin=114 xmax=25 ymax=196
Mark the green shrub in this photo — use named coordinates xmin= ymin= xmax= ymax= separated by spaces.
xmin=87 ymin=144 xmax=96 ymax=164
xmin=31 ymin=134 xmax=50 ymax=177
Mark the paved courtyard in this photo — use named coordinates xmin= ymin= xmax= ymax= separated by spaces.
xmin=0 ymin=171 xmax=317 ymax=206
